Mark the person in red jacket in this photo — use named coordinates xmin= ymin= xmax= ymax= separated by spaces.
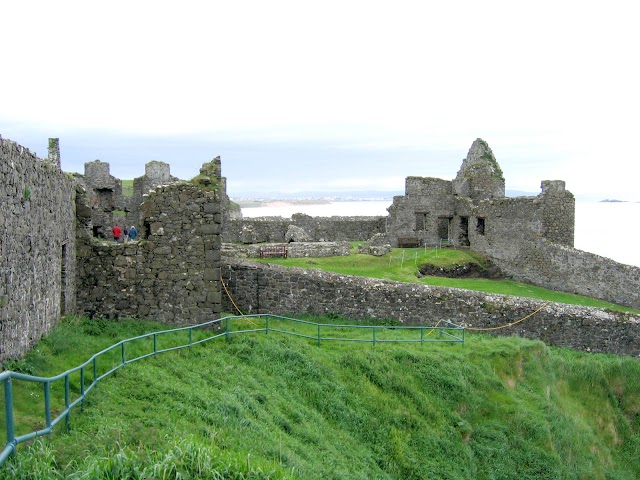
xmin=112 ymin=225 xmax=122 ymax=243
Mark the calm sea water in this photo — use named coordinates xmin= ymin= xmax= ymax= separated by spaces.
xmin=241 ymin=200 xmax=640 ymax=268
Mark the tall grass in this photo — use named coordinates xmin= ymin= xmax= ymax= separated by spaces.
xmin=2 ymin=316 xmax=640 ymax=479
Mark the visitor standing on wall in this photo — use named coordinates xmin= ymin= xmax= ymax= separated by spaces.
xmin=112 ymin=225 xmax=122 ymax=243
xmin=123 ymin=226 xmax=129 ymax=243
xmin=129 ymin=225 xmax=138 ymax=241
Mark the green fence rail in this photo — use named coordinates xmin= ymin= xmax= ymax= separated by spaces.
xmin=0 ymin=314 xmax=464 ymax=466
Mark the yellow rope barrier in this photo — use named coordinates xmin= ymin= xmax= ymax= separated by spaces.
xmin=465 ymin=302 xmax=550 ymax=331
xmin=221 ymin=278 xmax=245 ymax=316
xmin=424 ymin=319 xmax=443 ymax=336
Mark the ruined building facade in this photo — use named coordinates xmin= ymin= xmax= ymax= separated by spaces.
xmin=384 ymin=139 xmax=574 ymax=250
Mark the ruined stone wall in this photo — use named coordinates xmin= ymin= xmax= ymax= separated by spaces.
xmin=128 ymin=161 xmax=181 ymax=228
xmin=540 ymin=180 xmax=575 ymax=246
xmin=478 ymin=239 xmax=640 ymax=310
xmin=0 ymin=137 xmax=76 ymax=361
xmin=222 ymin=259 xmax=640 ymax=357
xmin=469 ymin=196 xmax=545 ymax=248
xmin=76 ymin=183 xmax=222 ymax=324
xmin=236 ymin=241 xmax=352 ymax=258
xmin=224 ymin=215 xmax=385 ymax=243
xmin=461 ymin=187 xmax=636 ymax=308
xmin=386 ymin=177 xmax=455 ymax=246
xmin=80 ymin=160 xmax=124 ymax=239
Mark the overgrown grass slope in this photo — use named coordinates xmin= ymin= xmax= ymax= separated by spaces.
xmin=2 ymin=316 xmax=640 ymax=479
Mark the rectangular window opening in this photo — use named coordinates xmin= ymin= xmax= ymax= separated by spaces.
xmin=476 ymin=217 xmax=486 ymax=235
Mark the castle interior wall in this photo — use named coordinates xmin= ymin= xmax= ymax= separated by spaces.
xmin=0 ymin=137 xmax=77 ymax=361
xmin=76 ymin=183 xmax=222 ymax=324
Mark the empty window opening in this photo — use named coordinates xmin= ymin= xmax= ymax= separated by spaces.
xmin=437 ymin=217 xmax=452 ymax=242
xmin=476 ymin=217 xmax=486 ymax=235
xmin=459 ymin=216 xmax=470 ymax=247
xmin=415 ymin=212 xmax=427 ymax=231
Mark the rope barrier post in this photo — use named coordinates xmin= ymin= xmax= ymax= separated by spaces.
xmin=4 ymin=377 xmax=15 ymax=451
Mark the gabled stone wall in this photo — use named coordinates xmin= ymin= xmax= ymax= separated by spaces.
xmin=76 ymin=183 xmax=222 ymax=324
xmin=0 ymin=136 xmax=76 ymax=361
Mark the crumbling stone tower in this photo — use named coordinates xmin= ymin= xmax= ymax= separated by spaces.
xmin=128 ymin=161 xmax=180 ymax=228
xmin=78 ymin=160 xmax=124 ymax=239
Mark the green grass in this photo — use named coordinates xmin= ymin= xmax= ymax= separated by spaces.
xmin=121 ymin=179 xmax=133 ymax=197
xmin=2 ymin=315 xmax=640 ymax=479
xmin=254 ymin=247 xmax=639 ymax=313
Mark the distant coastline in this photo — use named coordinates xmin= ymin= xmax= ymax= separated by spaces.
xmin=236 ymin=199 xmax=332 ymax=208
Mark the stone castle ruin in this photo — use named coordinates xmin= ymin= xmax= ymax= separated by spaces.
xmin=2 ymin=134 xmax=640 ymax=362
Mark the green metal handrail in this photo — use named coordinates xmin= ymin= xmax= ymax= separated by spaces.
xmin=0 ymin=314 xmax=464 ymax=465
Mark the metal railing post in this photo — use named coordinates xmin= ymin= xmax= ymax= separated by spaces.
xmin=121 ymin=342 xmax=126 ymax=365
xmin=80 ymin=367 xmax=85 ymax=411
xmin=189 ymin=329 xmax=193 ymax=345
xmin=266 ymin=316 xmax=269 ymax=335
xmin=44 ymin=381 xmax=52 ymax=427
xmin=373 ymin=326 xmax=376 ymax=346
xmin=93 ymin=357 xmax=97 ymax=386
xmin=226 ymin=317 xmax=230 ymax=341
xmin=4 ymin=378 xmax=15 ymax=450
xmin=421 ymin=327 xmax=424 ymax=344
xmin=64 ymin=375 xmax=70 ymax=433
xmin=153 ymin=333 xmax=157 ymax=354
xmin=317 ymin=324 xmax=320 ymax=347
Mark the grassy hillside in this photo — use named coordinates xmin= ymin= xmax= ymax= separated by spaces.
xmin=255 ymin=247 xmax=639 ymax=313
xmin=2 ymin=316 xmax=640 ymax=479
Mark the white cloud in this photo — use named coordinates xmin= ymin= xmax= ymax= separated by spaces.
xmin=1 ymin=0 xmax=639 ymax=199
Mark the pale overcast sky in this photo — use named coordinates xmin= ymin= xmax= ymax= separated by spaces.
xmin=2 ymin=1 xmax=638 ymax=200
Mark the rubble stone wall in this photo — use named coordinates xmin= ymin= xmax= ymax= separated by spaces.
xmin=76 ymin=184 xmax=222 ymax=324
xmin=222 ymin=259 xmax=640 ymax=357
xmin=224 ymin=215 xmax=385 ymax=243
xmin=0 ymin=137 xmax=76 ymax=361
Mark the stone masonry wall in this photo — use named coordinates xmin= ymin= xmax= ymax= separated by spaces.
xmin=481 ymin=240 xmax=640 ymax=310
xmin=386 ymin=177 xmax=455 ymax=246
xmin=0 ymin=136 xmax=76 ymax=361
xmin=224 ymin=215 xmax=385 ymax=244
xmin=76 ymin=183 xmax=222 ymax=324
xmin=222 ymin=258 xmax=640 ymax=357
xmin=128 ymin=161 xmax=180 ymax=228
